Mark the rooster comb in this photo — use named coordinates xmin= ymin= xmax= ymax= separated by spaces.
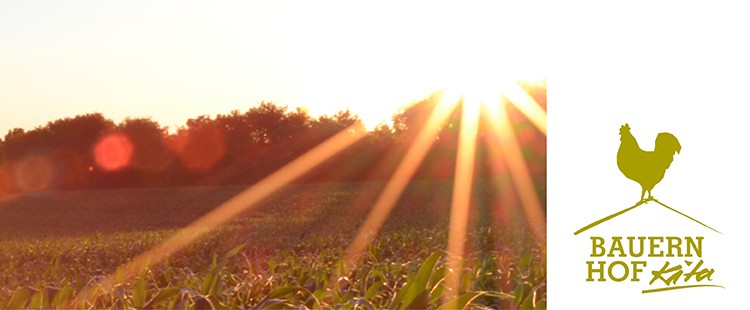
xmin=619 ymin=123 xmax=631 ymax=135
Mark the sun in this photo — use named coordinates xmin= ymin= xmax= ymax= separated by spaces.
xmin=438 ymin=73 xmax=546 ymax=135
xmin=81 ymin=72 xmax=547 ymax=304
xmin=441 ymin=77 xmax=503 ymax=114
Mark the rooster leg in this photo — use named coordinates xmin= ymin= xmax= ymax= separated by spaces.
xmin=640 ymin=188 xmax=646 ymax=201
xmin=647 ymin=190 xmax=653 ymax=200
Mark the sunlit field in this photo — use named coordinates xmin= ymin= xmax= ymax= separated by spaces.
xmin=0 ymin=179 xmax=545 ymax=309
xmin=0 ymin=2 xmax=550 ymax=308
xmin=0 ymin=82 xmax=545 ymax=309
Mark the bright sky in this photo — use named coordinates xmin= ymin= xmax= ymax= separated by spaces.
xmin=0 ymin=1 xmax=547 ymax=135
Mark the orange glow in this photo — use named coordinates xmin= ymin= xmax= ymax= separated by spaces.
xmin=12 ymin=154 xmax=55 ymax=192
xmin=73 ymin=125 xmax=365 ymax=305
xmin=484 ymin=98 xmax=546 ymax=243
xmin=174 ymin=126 xmax=226 ymax=170
xmin=94 ymin=134 xmax=134 ymax=171
xmin=0 ymin=164 xmax=11 ymax=195
xmin=444 ymin=97 xmax=481 ymax=302
xmin=483 ymin=131 xmax=517 ymax=230
xmin=499 ymin=81 xmax=547 ymax=135
xmin=343 ymin=95 xmax=458 ymax=267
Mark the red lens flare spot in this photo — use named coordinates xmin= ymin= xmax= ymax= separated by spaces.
xmin=94 ymin=134 xmax=134 ymax=171
xmin=12 ymin=155 xmax=55 ymax=192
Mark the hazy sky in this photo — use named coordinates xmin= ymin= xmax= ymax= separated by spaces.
xmin=0 ymin=1 xmax=546 ymax=135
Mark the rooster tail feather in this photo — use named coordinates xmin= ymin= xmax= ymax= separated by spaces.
xmin=655 ymin=132 xmax=681 ymax=155
xmin=655 ymin=132 xmax=680 ymax=170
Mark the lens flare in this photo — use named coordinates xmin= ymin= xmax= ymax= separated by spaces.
xmin=498 ymin=81 xmax=547 ymax=135
xmin=445 ymin=96 xmax=481 ymax=302
xmin=344 ymin=95 xmax=458 ymax=267
xmin=484 ymin=97 xmax=546 ymax=243
xmin=12 ymin=154 xmax=55 ymax=192
xmin=94 ymin=134 xmax=134 ymax=171
xmin=71 ymin=125 xmax=365 ymax=306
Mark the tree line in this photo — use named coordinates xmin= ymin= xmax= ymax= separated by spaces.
xmin=0 ymin=87 xmax=545 ymax=194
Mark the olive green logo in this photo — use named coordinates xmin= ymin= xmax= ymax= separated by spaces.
xmin=617 ymin=123 xmax=681 ymax=202
xmin=573 ymin=124 xmax=724 ymax=294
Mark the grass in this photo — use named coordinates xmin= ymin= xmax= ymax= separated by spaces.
xmin=0 ymin=180 xmax=545 ymax=309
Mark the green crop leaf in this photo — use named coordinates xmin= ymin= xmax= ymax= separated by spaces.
xmin=402 ymin=290 xmax=429 ymax=310
xmin=399 ymin=252 xmax=441 ymax=309
xmin=27 ymin=290 xmax=44 ymax=310
xmin=223 ymin=244 xmax=245 ymax=261
xmin=437 ymin=292 xmax=483 ymax=310
xmin=365 ymin=281 xmax=383 ymax=300
xmin=143 ymin=287 xmax=180 ymax=309
xmin=256 ymin=298 xmax=292 ymax=310
xmin=266 ymin=286 xmax=306 ymax=299
xmin=6 ymin=287 xmax=34 ymax=310
xmin=428 ymin=282 xmax=445 ymax=305
xmin=51 ymin=285 xmax=73 ymax=309
xmin=132 ymin=278 xmax=147 ymax=308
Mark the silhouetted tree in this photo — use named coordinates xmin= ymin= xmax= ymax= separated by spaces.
xmin=90 ymin=117 xmax=177 ymax=188
xmin=0 ymin=86 xmax=546 ymax=193
xmin=116 ymin=118 xmax=171 ymax=171
xmin=180 ymin=115 xmax=226 ymax=172
xmin=1 ymin=114 xmax=115 ymax=190
xmin=392 ymin=94 xmax=443 ymax=136
xmin=246 ymin=102 xmax=290 ymax=145
xmin=214 ymin=110 xmax=253 ymax=163
xmin=368 ymin=124 xmax=395 ymax=150
xmin=0 ymin=136 xmax=5 ymax=163
xmin=47 ymin=113 xmax=114 ymax=153
xmin=3 ymin=128 xmax=42 ymax=160
xmin=0 ymin=138 xmax=9 ymax=194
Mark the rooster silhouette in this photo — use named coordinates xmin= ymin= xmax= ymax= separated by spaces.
xmin=617 ymin=124 xmax=681 ymax=202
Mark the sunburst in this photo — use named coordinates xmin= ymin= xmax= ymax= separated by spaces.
xmin=72 ymin=77 xmax=547 ymax=306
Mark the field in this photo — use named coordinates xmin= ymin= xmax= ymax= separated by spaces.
xmin=0 ymin=180 xmax=545 ymax=309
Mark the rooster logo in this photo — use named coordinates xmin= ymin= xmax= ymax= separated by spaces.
xmin=617 ymin=124 xmax=681 ymax=202
xmin=574 ymin=123 xmax=720 ymax=236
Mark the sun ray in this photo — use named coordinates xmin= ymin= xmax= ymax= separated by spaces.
xmin=444 ymin=95 xmax=482 ymax=302
xmin=484 ymin=96 xmax=546 ymax=244
xmin=67 ymin=77 xmax=545 ymax=307
xmin=343 ymin=93 xmax=458 ymax=267
xmin=483 ymin=131 xmax=517 ymax=233
xmin=71 ymin=124 xmax=366 ymax=305
xmin=499 ymin=81 xmax=547 ymax=135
